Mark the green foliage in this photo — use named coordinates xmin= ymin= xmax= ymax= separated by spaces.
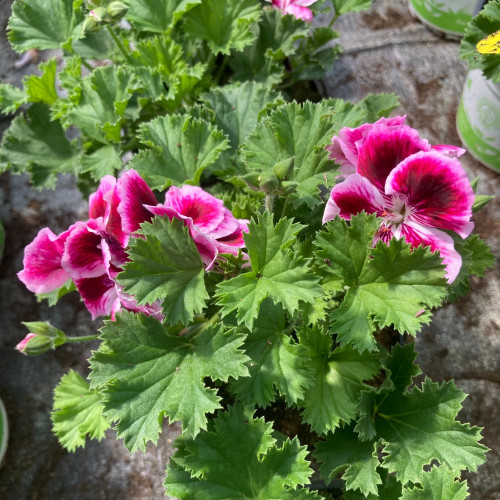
xmin=89 ymin=312 xmax=249 ymax=451
xmin=129 ymin=113 xmax=229 ymax=189
xmin=183 ymin=0 xmax=262 ymax=55
xmin=8 ymin=0 xmax=84 ymax=52
xmin=401 ymin=466 xmax=468 ymax=500
xmin=216 ymin=212 xmax=322 ymax=329
xmin=165 ymin=404 xmax=316 ymax=499
xmin=332 ymin=0 xmax=372 ymax=15
xmin=52 ymin=370 xmax=110 ymax=452
xmin=316 ymin=214 xmax=448 ymax=352
xmin=117 ymin=217 xmax=209 ymax=325
xmin=0 ymin=103 xmax=79 ymax=188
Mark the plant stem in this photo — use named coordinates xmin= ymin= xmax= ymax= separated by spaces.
xmin=65 ymin=334 xmax=100 ymax=343
xmin=327 ymin=13 xmax=340 ymax=31
xmin=81 ymin=59 xmax=93 ymax=71
xmin=280 ymin=196 xmax=289 ymax=219
xmin=265 ymin=194 xmax=275 ymax=213
xmin=107 ymin=25 xmax=131 ymax=62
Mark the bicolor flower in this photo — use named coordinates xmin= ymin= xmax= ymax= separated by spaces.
xmin=145 ymin=185 xmax=249 ymax=269
xmin=323 ymin=119 xmax=474 ymax=283
xmin=266 ymin=0 xmax=318 ymax=22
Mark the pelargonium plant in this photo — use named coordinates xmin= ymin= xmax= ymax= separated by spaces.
xmin=3 ymin=0 xmax=495 ymax=498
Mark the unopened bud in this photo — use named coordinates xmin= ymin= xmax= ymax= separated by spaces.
xmin=241 ymin=173 xmax=261 ymax=191
xmin=16 ymin=322 xmax=66 ymax=356
xmin=86 ymin=0 xmax=106 ymax=7
xmin=89 ymin=7 xmax=107 ymax=22
xmin=272 ymin=156 xmax=294 ymax=181
xmin=82 ymin=14 xmax=101 ymax=33
xmin=277 ymin=180 xmax=298 ymax=195
xmin=107 ymin=1 xmax=128 ymax=19
xmin=258 ymin=172 xmax=280 ymax=194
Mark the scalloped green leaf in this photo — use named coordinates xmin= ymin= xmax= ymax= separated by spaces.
xmin=165 ymin=404 xmax=315 ymax=499
xmin=117 ymin=217 xmax=208 ymax=325
xmin=89 ymin=313 xmax=249 ymax=451
xmin=52 ymin=370 xmax=110 ymax=452
xmin=129 ymin=113 xmax=229 ymax=189
xmin=0 ymin=83 xmax=27 ymax=114
xmin=24 ymin=58 xmax=58 ymax=104
xmin=8 ymin=0 xmax=84 ymax=53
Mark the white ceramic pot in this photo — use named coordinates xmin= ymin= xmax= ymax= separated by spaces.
xmin=408 ymin=0 xmax=481 ymax=37
xmin=457 ymin=69 xmax=500 ymax=173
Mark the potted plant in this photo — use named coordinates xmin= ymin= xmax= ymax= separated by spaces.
xmin=458 ymin=0 xmax=500 ymax=172
xmin=3 ymin=0 xmax=495 ymax=497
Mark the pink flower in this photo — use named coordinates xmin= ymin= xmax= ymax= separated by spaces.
xmin=267 ymin=0 xmax=318 ymax=22
xmin=145 ymin=185 xmax=248 ymax=269
xmin=15 ymin=333 xmax=37 ymax=354
xmin=323 ymin=120 xmax=475 ymax=283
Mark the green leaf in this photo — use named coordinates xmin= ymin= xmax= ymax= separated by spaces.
xmin=201 ymin=81 xmax=280 ymax=151
xmin=129 ymin=114 xmax=229 ymax=189
xmin=401 ymin=465 xmax=468 ymax=500
xmin=0 ymin=103 xmax=79 ymax=188
xmin=52 ymin=370 xmax=110 ymax=452
xmin=117 ymin=217 xmax=208 ymax=326
xmin=231 ymin=299 xmax=314 ymax=407
xmin=229 ymin=8 xmax=308 ymax=85
xmin=124 ymin=0 xmax=202 ymax=33
xmin=8 ymin=0 xmax=84 ymax=52
xmin=299 ymin=329 xmax=380 ymax=434
xmin=0 ymin=83 xmax=27 ymax=114
xmin=314 ymin=424 xmax=381 ymax=497
xmin=382 ymin=343 xmax=422 ymax=394
xmin=184 ymin=0 xmax=261 ymax=55
xmin=317 ymin=214 xmax=448 ymax=352
xmin=377 ymin=378 xmax=488 ymax=484
xmin=216 ymin=213 xmax=322 ymax=329
xmin=165 ymin=404 xmax=314 ymax=499
xmin=241 ymin=101 xmax=342 ymax=208
xmin=36 ymin=280 xmax=76 ymax=307
xmin=332 ymin=0 xmax=372 ymax=15
xmin=462 ymin=234 xmax=495 ymax=276
xmin=24 ymin=58 xmax=58 ymax=104
xmin=80 ymin=145 xmax=122 ymax=180
xmin=89 ymin=313 xmax=249 ymax=451
xmin=66 ymin=65 xmax=138 ymax=144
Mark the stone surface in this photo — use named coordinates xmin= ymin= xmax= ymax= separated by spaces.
xmin=0 ymin=0 xmax=498 ymax=499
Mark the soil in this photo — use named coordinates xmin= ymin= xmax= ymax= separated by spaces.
xmin=0 ymin=0 xmax=498 ymax=499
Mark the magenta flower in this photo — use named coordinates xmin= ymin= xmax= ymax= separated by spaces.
xmin=266 ymin=0 xmax=318 ymax=22
xmin=145 ymin=185 xmax=249 ymax=269
xmin=323 ymin=119 xmax=475 ymax=283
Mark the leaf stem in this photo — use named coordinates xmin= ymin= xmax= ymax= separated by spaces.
xmin=280 ymin=196 xmax=289 ymax=219
xmin=265 ymin=194 xmax=275 ymax=213
xmin=81 ymin=59 xmax=93 ymax=71
xmin=65 ymin=334 xmax=100 ymax=343
xmin=107 ymin=25 xmax=131 ymax=62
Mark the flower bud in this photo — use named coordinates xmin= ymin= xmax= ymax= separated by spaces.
xmin=272 ymin=156 xmax=294 ymax=181
xmin=107 ymin=1 xmax=128 ymax=20
xmin=277 ymin=180 xmax=298 ymax=195
xmin=241 ymin=173 xmax=261 ymax=191
xmin=89 ymin=7 xmax=107 ymax=22
xmin=82 ymin=14 xmax=101 ymax=34
xmin=16 ymin=322 xmax=66 ymax=356
xmin=258 ymin=172 xmax=280 ymax=194
xmin=86 ymin=0 xmax=106 ymax=7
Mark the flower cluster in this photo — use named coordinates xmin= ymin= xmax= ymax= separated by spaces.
xmin=18 ymin=170 xmax=248 ymax=319
xmin=323 ymin=116 xmax=475 ymax=283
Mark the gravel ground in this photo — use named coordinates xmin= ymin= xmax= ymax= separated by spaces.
xmin=0 ymin=1 xmax=498 ymax=498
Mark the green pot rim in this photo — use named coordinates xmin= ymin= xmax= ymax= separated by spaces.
xmin=0 ymin=397 xmax=8 ymax=466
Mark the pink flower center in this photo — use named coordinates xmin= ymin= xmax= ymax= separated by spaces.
xmin=383 ymin=195 xmax=413 ymax=227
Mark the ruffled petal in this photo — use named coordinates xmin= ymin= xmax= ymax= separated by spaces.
xmin=285 ymin=4 xmax=313 ymax=21
xmin=328 ymin=116 xmax=407 ymax=173
xmin=204 ymin=208 xmax=240 ymax=239
xmin=163 ymin=185 xmax=225 ymax=233
xmin=385 ymin=151 xmax=474 ymax=238
xmin=117 ymin=169 xmax=157 ymax=235
xmin=88 ymin=175 xmax=116 ymax=220
xmin=18 ymin=226 xmax=74 ymax=294
xmin=115 ymin=285 xmax=165 ymax=321
xmin=106 ymin=184 xmax=128 ymax=246
xmin=400 ymin=221 xmax=462 ymax=283
xmin=145 ymin=204 xmax=219 ymax=269
xmin=75 ymin=274 xmax=119 ymax=320
xmin=431 ymin=144 xmax=466 ymax=158
xmin=323 ymin=174 xmax=386 ymax=223
xmin=357 ymin=124 xmax=430 ymax=192
xmin=61 ymin=222 xmax=106 ymax=279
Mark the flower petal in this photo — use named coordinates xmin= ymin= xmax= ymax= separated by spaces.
xmin=117 ymin=169 xmax=157 ymax=235
xmin=284 ymin=4 xmax=313 ymax=21
xmin=357 ymin=124 xmax=430 ymax=192
xmin=431 ymin=144 xmax=466 ymax=158
xmin=88 ymin=175 xmax=116 ymax=220
xmin=75 ymin=274 xmax=119 ymax=320
xmin=18 ymin=226 xmax=74 ymax=294
xmin=323 ymin=174 xmax=386 ymax=223
xmin=205 ymin=208 xmax=240 ymax=239
xmin=163 ymin=185 xmax=225 ymax=233
xmin=115 ymin=285 xmax=165 ymax=321
xmin=61 ymin=222 xmax=106 ymax=279
xmin=386 ymin=151 xmax=474 ymax=238
xmin=400 ymin=221 xmax=462 ymax=283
